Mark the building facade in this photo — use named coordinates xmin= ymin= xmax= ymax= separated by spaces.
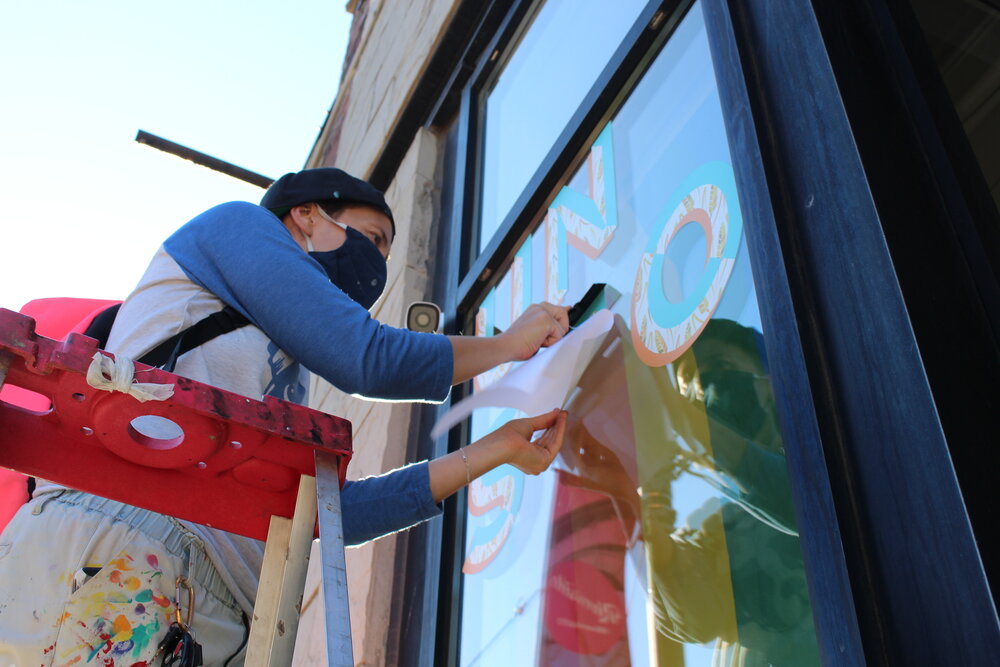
xmin=294 ymin=0 xmax=999 ymax=664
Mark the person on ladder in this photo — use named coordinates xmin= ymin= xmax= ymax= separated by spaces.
xmin=0 ymin=168 xmax=569 ymax=666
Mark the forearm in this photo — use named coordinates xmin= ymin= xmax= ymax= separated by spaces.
xmin=340 ymin=463 xmax=442 ymax=545
xmin=427 ymin=437 xmax=512 ymax=502
xmin=448 ymin=334 xmax=513 ymax=385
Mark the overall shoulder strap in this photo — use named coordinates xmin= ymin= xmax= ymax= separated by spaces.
xmin=137 ymin=306 xmax=251 ymax=372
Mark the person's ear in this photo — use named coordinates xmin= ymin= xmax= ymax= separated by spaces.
xmin=287 ymin=203 xmax=317 ymax=238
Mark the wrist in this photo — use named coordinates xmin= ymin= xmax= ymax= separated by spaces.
xmin=493 ymin=331 xmax=519 ymax=364
xmin=468 ymin=432 xmax=515 ymax=474
xmin=459 ymin=447 xmax=471 ymax=484
xmin=448 ymin=334 xmax=515 ymax=385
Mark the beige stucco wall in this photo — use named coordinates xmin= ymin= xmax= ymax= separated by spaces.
xmin=308 ymin=0 xmax=462 ymax=179
xmin=293 ymin=126 xmax=442 ymax=666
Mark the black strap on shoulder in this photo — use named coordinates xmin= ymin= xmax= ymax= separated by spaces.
xmin=137 ymin=306 xmax=251 ymax=372
xmin=82 ymin=303 xmax=123 ymax=349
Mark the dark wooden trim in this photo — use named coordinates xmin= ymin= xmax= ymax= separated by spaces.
xmin=453 ymin=86 xmax=481 ymax=317
xmin=702 ymin=1 xmax=868 ymax=664
xmin=464 ymin=0 xmax=538 ymax=107
xmin=433 ymin=112 xmax=476 ymax=667
xmin=811 ymin=0 xmax=1000 ymax=604
xmin=725 ymin=0 xmax=999 ymax=662
xmin=390 ymin=400 xmax=457 ymax=667
xmin=425 ymin=0 xmax=528 ymax=130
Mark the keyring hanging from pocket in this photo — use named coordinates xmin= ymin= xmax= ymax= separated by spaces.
xmin=154 ymin=575 xmax=204 ymax=667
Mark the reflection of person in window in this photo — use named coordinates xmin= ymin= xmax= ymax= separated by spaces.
xmin=673 ymin=319 xmax=795 ymax=533
xmin=646 ymin=318 xmax=820 ymax=666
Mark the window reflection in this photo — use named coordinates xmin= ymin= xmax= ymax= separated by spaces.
xmin=460 ymin=4 xmax=823 ymax=665
xmin=548 ymin=317 xmax=818 ymax=665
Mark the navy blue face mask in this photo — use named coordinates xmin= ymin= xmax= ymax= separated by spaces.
xmin=307 ymin=224 xmax=387 ymax=311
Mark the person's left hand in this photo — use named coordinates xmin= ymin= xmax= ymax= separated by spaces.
xmin=483 ymin=408 xmax=568 ymax=475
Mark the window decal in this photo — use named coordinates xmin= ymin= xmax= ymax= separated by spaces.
xmin=544 ymin=207 xmax=568 ymax=304
xmin=630 ymin=162 xmax=743 ymax=367
xmin=464 ymin=465 xmax=525 ymax=574
xmin=556 ymin=124 xmax=618 ymax=259
xmin=473 ymin=290 xmax=508 ymax=392
xmin=545 ymin=124 xmax=619 ymax=304
xmin=475 ymin=241 xmax=532 ymax=391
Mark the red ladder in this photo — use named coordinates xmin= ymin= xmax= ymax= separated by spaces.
xmin=0 ymin=307 xmax=354 ymax=666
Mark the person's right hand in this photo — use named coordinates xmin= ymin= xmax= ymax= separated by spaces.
xmin=499 ymin=302 xmax=570 ymax=362
xmin=480 ymin=408 xmax=568 ymax=475
xmin=428 ymin=409 xmax=567 ymax=502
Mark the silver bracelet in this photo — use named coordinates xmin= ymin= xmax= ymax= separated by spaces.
xmin=460 ymin=448 xmax=471 ymax=484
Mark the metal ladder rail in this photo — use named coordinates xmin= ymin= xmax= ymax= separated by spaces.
xmin=244 ymin=454 xmax=353 ymax=667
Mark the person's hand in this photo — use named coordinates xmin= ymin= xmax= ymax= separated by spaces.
xmin=479 ymin=408 xmax=568 ymax=475
xmin=499 ymin=302 xmax=570 ymax=362
xmin=447 ymin=302 xmax=570 ymax=385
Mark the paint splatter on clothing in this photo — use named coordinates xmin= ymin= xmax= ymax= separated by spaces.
xmin=51 ymin=550 xmax=173 ymax=666
xmin=0 ymin=491 xmax=247 ymax=665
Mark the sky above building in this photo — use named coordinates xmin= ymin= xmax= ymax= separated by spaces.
xmin=0 ymin=0 xmax=351 ymax=312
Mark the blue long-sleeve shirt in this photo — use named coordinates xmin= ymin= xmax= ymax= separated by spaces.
xmin=161 ymin=201 xmax=453 ymax=400
xmin=342 ymin=462 xmax=441 ymax=545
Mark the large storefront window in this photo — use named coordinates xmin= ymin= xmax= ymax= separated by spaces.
xmin=459 ymin=4 xmax=822 ymax=665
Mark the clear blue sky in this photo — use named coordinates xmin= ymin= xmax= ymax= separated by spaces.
xmin=0 ymin=0 xmax=351 ymax=312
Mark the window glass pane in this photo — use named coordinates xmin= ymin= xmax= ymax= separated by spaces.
xmin=908 ymin=0 xmax=1000 ymax=214
xmin=478 ymin=0 xmax=648 ymax=253
xmin=459 ymin=5 xmax=823 ymax=665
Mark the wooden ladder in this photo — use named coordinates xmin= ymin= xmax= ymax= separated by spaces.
xmin=244 ymin=454 xmax=353 ymax=667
